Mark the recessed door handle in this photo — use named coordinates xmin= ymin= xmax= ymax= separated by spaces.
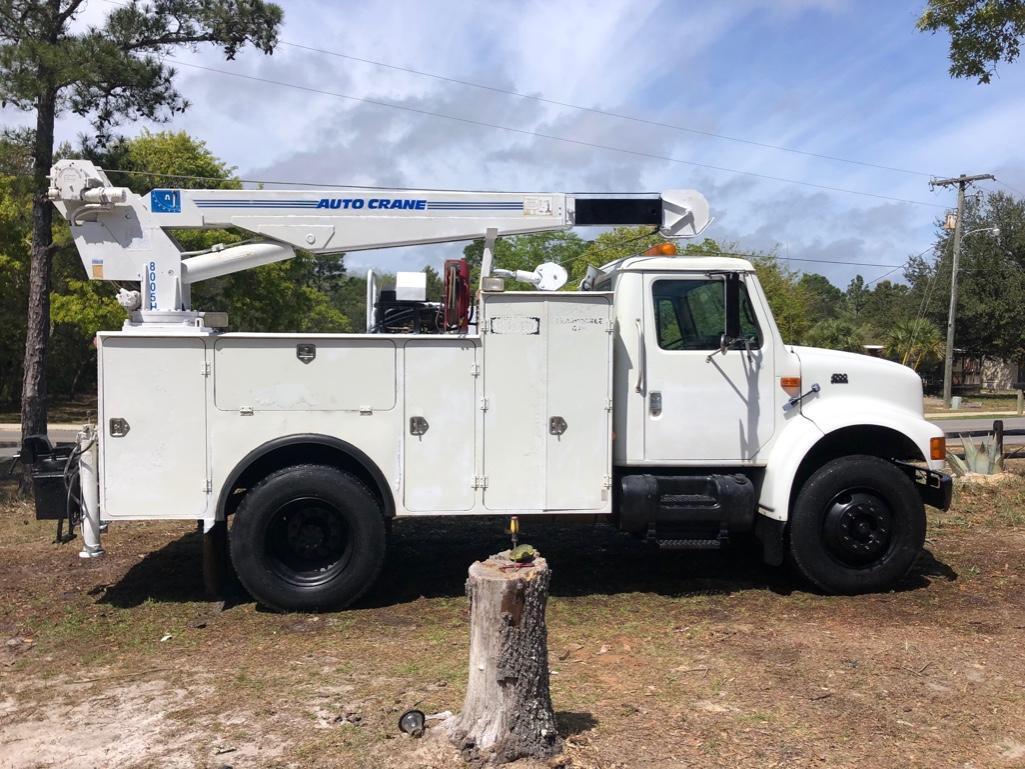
xmin=649 ymin=391 xmax=662 ymax=416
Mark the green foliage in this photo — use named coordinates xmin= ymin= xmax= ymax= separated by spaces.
xmin=918 ymin=0 xmax=1025 ymax=83
xmin=0 ymin=155 xmax=32 ymax=402
xmin=464 ymin=231 xmax=588 ymax=289
xmin=0 ymin=0 xmax=283 ymax=141
xmin=198 ymin=255 xmax=351 ymax=333
xmin=803 ymin=318 xmax=869 ymax=353
xmin=2 ymin=0 xmax=283 ymax=429
xmin=0 ymin=129 xmax=353 ymax=404
xmin=909 ymin=191 xmax=1025 ymax=364
xmin=85 ymin=130 xmax=352 ymax=333
xmin=564 ymin=226 xmax=664 ymax=284
xmin=85 ymin=129 xmax=239 ymax=195
xmin=798 ymin=272 xmax=844 ymax=321
xmin=884 ymin=318 xmax=945 ymax=370
xmin=861 ymin=280 xmax=912 ymax=330
xmin=49 ymin=280 xmax=124 ymax=397
xmin=749 ymin=255 xmax=811 ymax=343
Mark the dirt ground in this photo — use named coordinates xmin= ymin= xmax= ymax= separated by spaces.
xmin=1 ymin=468 xmax=1024 ymax=769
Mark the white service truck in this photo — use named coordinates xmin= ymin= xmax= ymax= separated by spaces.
xmin=21 ymin=160 xmax=951 ymax=611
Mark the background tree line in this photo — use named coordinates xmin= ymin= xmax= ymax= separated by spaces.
xmin=1 ymin=127 xmax=1023 ymax=408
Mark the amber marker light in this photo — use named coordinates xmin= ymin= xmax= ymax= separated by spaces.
xmin=780 ymin=376 xmax=802 ymax=392
xmin=930 ymin=436 xmax=946 ymax=460
xmin=645 ymin=242 xmax=677 ymax=256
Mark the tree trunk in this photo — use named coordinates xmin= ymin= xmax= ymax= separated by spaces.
xmin=447 ymin=551 xmax=562 ymax=765
xmin=21 ymin=89 xmax=57 ymax=440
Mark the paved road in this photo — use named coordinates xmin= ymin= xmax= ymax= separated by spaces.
xmin=932 ymin=415 xmax=1025 ymax=446
xmin=0 ymin=428 xmax=79 ymax=462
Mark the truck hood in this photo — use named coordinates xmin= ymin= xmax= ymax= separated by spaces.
xmin=790 ymin=345 xmax=924 ymax=417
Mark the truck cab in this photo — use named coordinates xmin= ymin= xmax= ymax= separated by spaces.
xmin=23 ymin=160 xmax=952 ymax=611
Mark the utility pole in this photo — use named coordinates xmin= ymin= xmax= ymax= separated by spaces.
xmin=930 ymin=173 xmax=994 ymax=408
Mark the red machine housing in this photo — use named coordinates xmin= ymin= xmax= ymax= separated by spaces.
xmin=443 ymin=258 xmax=471 ymax=332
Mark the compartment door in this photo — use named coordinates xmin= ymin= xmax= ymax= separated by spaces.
xmin=483 ymin=298 xmax=547 ymax=511
xmin=545 ymin=297 xmax=613 ymax=510
xmin=100 ymin=337 xmax=209 ymax=518
xmin=403 ymin=341 xmax=477 ymax=512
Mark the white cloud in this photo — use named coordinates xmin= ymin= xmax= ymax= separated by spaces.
xmin=5 ymin=0 xmax=1023 ymax=288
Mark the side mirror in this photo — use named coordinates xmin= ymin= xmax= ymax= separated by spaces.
xmin=725 ymin=273 xmax=741 ymax=340
xmin=719 ymin=333 xmax=730 ymax=357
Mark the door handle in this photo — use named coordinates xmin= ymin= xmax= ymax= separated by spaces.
xmin=649 ymin=391 xmax=662 ymax=417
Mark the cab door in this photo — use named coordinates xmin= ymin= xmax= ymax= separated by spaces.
xmin=641 ymin=273 xmax=775 ymax=462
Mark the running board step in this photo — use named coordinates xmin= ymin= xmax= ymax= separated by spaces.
xmin=656 ymin=538 xmax=723 ymax=550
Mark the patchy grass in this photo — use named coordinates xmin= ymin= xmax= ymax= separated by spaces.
xmin=0 ymin=396 xmax=97 ymax=425
xmin=924 ymin=392 xmax=1022 ymax=414
xmin=2 ymin=472 xmax=1025 ymax=768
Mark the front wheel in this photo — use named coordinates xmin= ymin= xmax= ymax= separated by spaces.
xmin=230 ymin=464 xmax=386 ymax=611
xmin=789 ymin=455 xmax=925 ymax=594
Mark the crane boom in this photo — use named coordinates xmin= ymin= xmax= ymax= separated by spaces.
xmin=48 ymin=159 xmax=710 ymax=316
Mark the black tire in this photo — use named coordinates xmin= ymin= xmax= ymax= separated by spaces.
xmin=229 ymin=464 xmax=386 ymax=612
xmin=789 ymin=455 xmax=925 ymax=594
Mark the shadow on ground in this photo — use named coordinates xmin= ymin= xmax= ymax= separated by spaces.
xmin=556 ymin=711 xmax=598 ymax=737
xmin=98 ymin=516 xmax=958 ymax=610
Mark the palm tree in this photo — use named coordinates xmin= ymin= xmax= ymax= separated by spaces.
xmin=885 ymin=319 xmax=945 ymax=370
xmin=804 ymin=319 xmax=868 ymax=353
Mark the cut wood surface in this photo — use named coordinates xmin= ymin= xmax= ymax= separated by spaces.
xmin=447 ymin=551 xmax=562 ymax=764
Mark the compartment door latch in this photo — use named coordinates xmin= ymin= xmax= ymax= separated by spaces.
xmin=549 ymin=416 xmax=568 ymax=436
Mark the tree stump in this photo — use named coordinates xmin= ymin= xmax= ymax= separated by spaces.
xmin=446 ymin=551 xmax=562 ymax=764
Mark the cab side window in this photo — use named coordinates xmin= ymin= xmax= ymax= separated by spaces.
xmin=653 ymin=278 xmax=762 ymax=351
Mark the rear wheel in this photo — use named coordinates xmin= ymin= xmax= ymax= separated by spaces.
xmin=230 ymin=464 xmax=386 ymax=611
xmin=789 ymin=455 xmax=925 ymax=594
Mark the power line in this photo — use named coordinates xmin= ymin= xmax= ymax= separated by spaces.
xmin=165 ymin=58 xmax=948 ymax=210
xmin=277 ymin=40 xmax=939 ymax=180
xmin=865 ymin=264 xmax=906 ymax=285
xmin=98 ymin=0 xmax=941 ymax=181
xmin=995 ymin=179 xmax=1025 ymax=197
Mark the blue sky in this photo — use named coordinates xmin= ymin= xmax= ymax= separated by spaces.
xmin=7 ymin=0 xmax=1024 ymax=285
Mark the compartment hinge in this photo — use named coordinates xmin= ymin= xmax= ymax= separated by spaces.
xmin=471 ymin=363 xmax=480 ymax=377
xmin=200 ymin=361 xmax=211 ymax=377
xmin=606 ymin=398 xmax=614 ymax=411
xmin=202 ymin=480 xmax=212 ymax=493
xmin=480 ymin=397 xmax=489 ymax=412
xmin=472 ymin=476 xmax=489 ymax=489
xmin=602 ymin=474 xmax=613 ymax=489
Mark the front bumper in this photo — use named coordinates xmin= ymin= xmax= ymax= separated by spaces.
xmin=893 ymin=460 xmax=953 ymax=511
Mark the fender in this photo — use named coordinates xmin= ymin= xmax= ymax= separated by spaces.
xmin=757 ymin=400 xmax=943 ymax=522
xmin=216 ymin=433 xmax=396 ymax=521
xmin=803 ymin=397 xmax=944 ymax=471
xmin=757 ymin=415 xmax=824 ymax=521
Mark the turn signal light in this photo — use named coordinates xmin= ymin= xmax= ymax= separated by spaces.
xmin=780 ymin=376 xmax=801 ymax=391
xmin=930 ymin=436 xmax=946 ymax=460
xmin=645 ymin=242 xmax=677 ymax=256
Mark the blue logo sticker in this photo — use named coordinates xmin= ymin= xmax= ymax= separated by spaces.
xmin=151 ymin=189 xmax=181 ymax=213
